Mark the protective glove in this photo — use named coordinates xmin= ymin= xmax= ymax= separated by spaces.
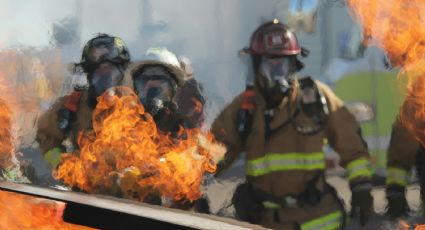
xmin=351 ymin=182 xmax=373 ymax=226
xmin=43 ymin=147 xmax=63 ymax=169
xmin=386 ymin=185 xmax=409 ymax=219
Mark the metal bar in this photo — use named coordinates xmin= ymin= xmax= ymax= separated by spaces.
xmin=0 ymin=180 xmax=267 ymax=230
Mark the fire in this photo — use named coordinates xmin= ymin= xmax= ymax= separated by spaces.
xmin=0 ymin=48 xmax=65 ymax=181
xmin=0 ymin=50 xmax=84 ymax=229
xmin=395 ymin=220 xmax=425 ymax=230
xmin=0 ymin=96 xmax=30 ymax=183
xmin=0 ymin=190 xmax=93 ymax=230
xmin=54 ymin=87 xmax=225 ymax=204
xmin=0 ymin=98 xmax=14 ymax=170
xmin=348 ymin=1 xmax=425 ymax=226
xmin=347 ymin=0 xmax=425 ymax=68
xmin=0 ymin=48 xmax=65 ymax=149
xmin=347 ymin=0 xmax=425 ymax=146
xmin=400 ymin=75 xmax=425 ymax=146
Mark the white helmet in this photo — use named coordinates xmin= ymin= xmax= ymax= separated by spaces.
xmin=144 ymin=47 xmax=181 ymax=68
xmin=178 ymin=56 xmax=193 ymax=77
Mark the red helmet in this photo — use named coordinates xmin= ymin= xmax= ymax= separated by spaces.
xmin=249 ymin=20 xmax=301 ymax=56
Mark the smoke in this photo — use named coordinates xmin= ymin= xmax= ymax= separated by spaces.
xmin=8 ymin=0 xmax=394 ymax=131
xmin=0 ymin=0 xmax=300 ymax=146
xmin=348 ymin=0 xmax=425 ymax=146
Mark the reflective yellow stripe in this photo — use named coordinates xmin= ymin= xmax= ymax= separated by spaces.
xmin=300 ymin=211 xmax=343 ymax=230
xmin=1 ymin=166 xmax=31 ymax=183
xmin=262 ymin=201 xmax=280 ymax=209
xmin=346 ymin=157 xmax=372 ymax=181
xmin=246 ymin=152 xmax=325 ymax=177
xmin=43 ymin=147 xmax=62 ymax=168
xmin=323 ymin=138 xmax=328 ymax=145
xmin=386 ymin=167 xmax=408 ymax=187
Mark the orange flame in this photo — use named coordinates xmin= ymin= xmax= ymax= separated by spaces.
xmin=348 ymin=0 xmax=425 ymax=146
xmin=396 ymin=220 xmax=410 ymax=230
xmin=54 ymin=87 xmax=225 ymax=203
xmin=0 ymin=98 xmax=14 ymax=169
xmin=0 ymin=48 xmax=65 ymax=145
xmin=347 ymin=0 xmax=425 ymax=69
xmin=0 ymin=50 xmax=84 ymax=229
xmin=0 ymin=190 xmax=93 ymax=230
xmin=395 ymin=220 xmax=425 ymax=230
xmin=0 ymin=48 xmax=92 ymax=229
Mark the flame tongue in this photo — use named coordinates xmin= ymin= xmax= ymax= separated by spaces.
xmin=55 ymin=87 xmax=225 ymax=203
xmin=0 ymin=190 xmax=93 ymax=229
xmin=0 ymin=98 xmax=14 ymax=169
xmin=348 ymin=0 xmax=425 ymax=68
xmin=400 ymin=74 xmax=425 ymax=146
xmin=348 ymin=0 xmax=425 ymax=146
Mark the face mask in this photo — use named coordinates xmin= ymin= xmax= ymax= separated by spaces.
xmin=87 ymin=62 xmax=124 ymax=107
xmin=133 ymin=66 xmax=176 ymax=115
xmin=259 ymin=56 xmax=295 ymax=94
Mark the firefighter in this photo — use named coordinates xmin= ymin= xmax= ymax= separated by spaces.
xmin=386 ymin=116 xmax=423 ymax=219
xmin=36 ymin=34 xmax=131 ymax=168
xmin=176 ymin=55 xmax=206 ymax=129
xmin=122 ymin=47 xmax=208 ymax=212
xmin=124 ymin=47 xmax=205 ymax=135
xmin=211 ymin=20 xmax=373 ymax=229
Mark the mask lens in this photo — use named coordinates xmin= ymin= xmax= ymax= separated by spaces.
xmin=89 ymin=62 xmax=123 ymax=96
xmin=259 ymin=57 xmax=292 ymax=83
xmin=135 ymin=77 xmax=174 ymax=104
